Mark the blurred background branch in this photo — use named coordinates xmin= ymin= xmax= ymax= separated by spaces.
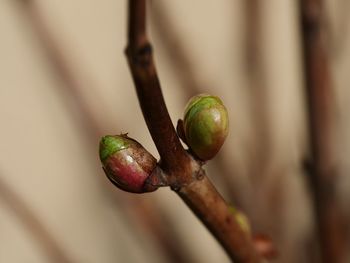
xmin=0 ymin=0 xmax=349 ymax=262
xmin=300 ymin=0 xmax=348 ymax=262
xmin=0 ymin=174 xmax=75 ymax=263
xmin=10 ymin=0 xmax=191 ymax=262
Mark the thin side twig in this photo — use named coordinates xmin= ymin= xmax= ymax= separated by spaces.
xmin=125 ymin=1 xmax=261 ymax=262
xmin=300 ymin=1 xmax=347 ymax=262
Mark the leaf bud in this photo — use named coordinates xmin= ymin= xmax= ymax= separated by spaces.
xmin=99 ymin=134 xmax=158 ymax=193
xmin=228 ymin=205 xmax=251 ymax=235
xmin=183 ymin=94 xmax=229 ymax=160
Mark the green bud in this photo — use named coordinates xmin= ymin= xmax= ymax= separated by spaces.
xmin=99 ymin=135 xmax=130 ymax=162
xmin=183 ymin=94 xmax=229 ymax=161
xmin=228 ymin=206 xmax=251 ymax=235
xmin=99 ymin=134 xmax=158 ymax=193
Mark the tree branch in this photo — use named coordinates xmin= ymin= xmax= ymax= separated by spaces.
xmin=178 ymin=176 xmax=261 ymax=262
xmin=300 ymin=1 xmax=347 ymax=262
xmin=125 ymin=1 xmax=261 ymax=262
xmin=126 ymin=0 xmax=191 ymax=180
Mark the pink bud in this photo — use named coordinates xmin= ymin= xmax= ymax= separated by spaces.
xmin=99 ymin=135 xmax=158 ymax=193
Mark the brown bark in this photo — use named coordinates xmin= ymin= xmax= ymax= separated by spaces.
xmin=125 ymin=1 xmax=261 ymax=262
xmin=300 ymin=1 xmax=347 ymax=262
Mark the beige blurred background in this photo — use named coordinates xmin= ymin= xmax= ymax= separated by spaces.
xmin=1 ymin=0 xmax=350 ymax=262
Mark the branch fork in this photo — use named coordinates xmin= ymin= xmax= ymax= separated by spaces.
xmin=102 ymin=0 xmax=264 ymax=262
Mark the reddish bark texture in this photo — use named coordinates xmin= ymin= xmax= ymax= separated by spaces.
xmin=125 ymin=0 xmax=262 ymax=262
xmin=300 ymin=1 xmax=347 ymax=262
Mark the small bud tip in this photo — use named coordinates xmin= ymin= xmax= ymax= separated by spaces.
xmin=99 ymin=135 xmax=130 ymax=162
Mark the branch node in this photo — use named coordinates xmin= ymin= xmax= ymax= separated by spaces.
xmin=126 ymin=43 xmax=153 ymax=67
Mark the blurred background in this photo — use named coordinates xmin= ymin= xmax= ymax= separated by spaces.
xmin=0 ymin=0 xmax=349 ymax=262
